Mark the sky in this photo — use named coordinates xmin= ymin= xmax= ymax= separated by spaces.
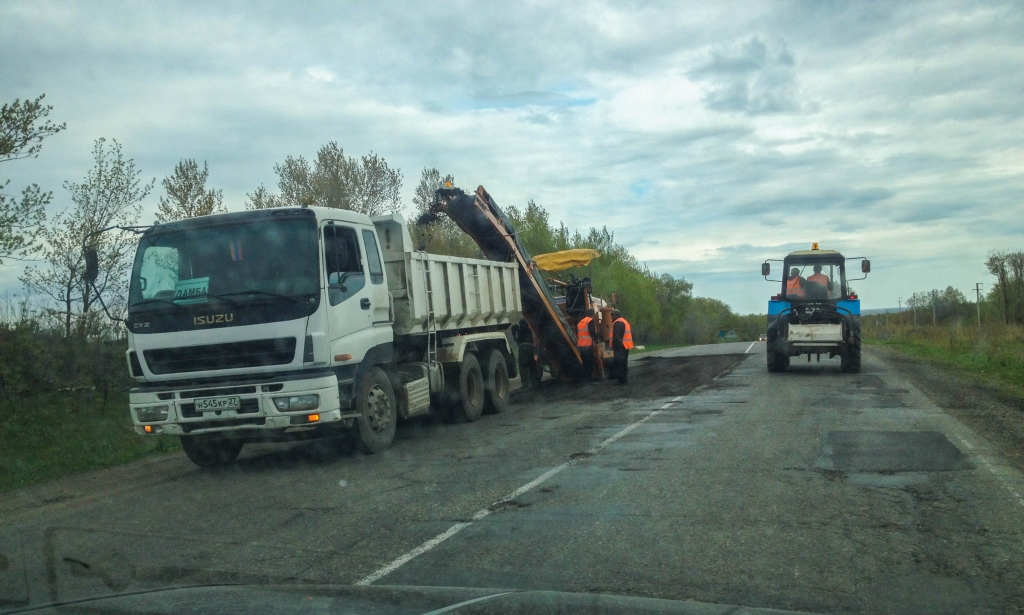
xmin=1 ymin=0 xmax=1022 ymax=314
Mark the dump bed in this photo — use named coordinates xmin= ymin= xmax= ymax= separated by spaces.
xmin=372 ymin=215 xmax=522 ymax=336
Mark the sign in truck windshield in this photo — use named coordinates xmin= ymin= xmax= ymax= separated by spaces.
xmin=174 ymin=277 xmax=209 ymax=304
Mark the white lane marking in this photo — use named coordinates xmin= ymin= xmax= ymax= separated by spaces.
xmin=355 ymin=402 xmax=673 ymax=586
xmin=591 ymin=407 xmax=667 ymax=452
xmin=744 ymin=342 xmax=756 ymax=354
xmin=471 ymin=463 xmax=572 ymax=521
xmin=956 ymin=437 xmax=975 ymax=450
xmin=355 ymin=522 xmax=472 ymax=585
xmin=957 ymin=436 xmax=1024 ymax=510
xmin=421 ymin=592 xmax=516 ymax=614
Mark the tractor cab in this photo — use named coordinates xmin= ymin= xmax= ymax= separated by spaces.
xmin=780 ymin=250 xmax=847 ymax=302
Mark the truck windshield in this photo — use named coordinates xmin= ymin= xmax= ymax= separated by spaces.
xmin=128 ymin=217 xmax=320 ymax=311
xmin=783 ymin=259 xmax=845 ymax=300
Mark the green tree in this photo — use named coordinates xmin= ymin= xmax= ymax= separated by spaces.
xmin=20 ymin=139 xmax=152 ymax=337
xmin=246 ymin=142 xmax=403 ymax=215
xmin=156 ymin=159 xmax=225 ymax=222
xmin=987 ymin=251 xmax=1024 ymax=324
xmin=0 ymin=95 xmax=65 ymax=263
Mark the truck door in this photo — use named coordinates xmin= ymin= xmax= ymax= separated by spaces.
xmin=361 ymin=229 xmax=391 ymax=324
xmin=322 ymin=222 xmax=374 ymax=360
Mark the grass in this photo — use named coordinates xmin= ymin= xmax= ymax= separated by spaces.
xmin=864 ymin=322 xmax=1024 ymax=399
xmin=0 ymin=391 xmax=180 ymax=494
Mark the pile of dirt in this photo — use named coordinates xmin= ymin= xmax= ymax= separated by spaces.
xmin=514 ymin=353 xmax=747 ymax=404
xmin=872 ymin=347 xmax=1024 ymax=473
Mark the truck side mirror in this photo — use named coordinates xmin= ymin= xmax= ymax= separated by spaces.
xmin=861 ymin=260 xmax=871 ymax=274
xmin=84 ymin=247 xmax=99 ymax=283
xmin=761 ymin=263 xmax=770 ymax=276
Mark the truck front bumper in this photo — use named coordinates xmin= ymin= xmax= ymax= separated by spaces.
xmin=129 ymin=373 xmax=354 ymax=437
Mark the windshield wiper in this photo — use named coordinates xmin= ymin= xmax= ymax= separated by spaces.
xmin=211 ymin=290 xmax=309 ymax=303
xmin=129 ymin=297 xmax=189 ymax=310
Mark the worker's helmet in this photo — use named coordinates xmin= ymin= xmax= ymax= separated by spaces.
xmin=586 ymin=309 xmax=595 ymax=317
xmin=611 ymin=309 xmax=621 ymax=318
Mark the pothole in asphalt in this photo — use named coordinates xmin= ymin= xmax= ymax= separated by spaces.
xmin=823 ymin=431 xmax=973 ymax=472
xmin=488 ymin=499 xmax=530 ymax=512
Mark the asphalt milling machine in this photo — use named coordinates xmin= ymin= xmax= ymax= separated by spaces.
xmin=426 ymin=185 xmax=606 ymax=384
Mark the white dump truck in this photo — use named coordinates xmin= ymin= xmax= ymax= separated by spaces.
xmin=86 ymin=206 xmax=522 ymax=467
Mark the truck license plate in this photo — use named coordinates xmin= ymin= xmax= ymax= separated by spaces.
xmin=194 ymin=396 xmax=241 ymax=411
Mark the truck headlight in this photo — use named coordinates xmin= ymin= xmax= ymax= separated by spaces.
xmin=136 ymin=405 xmax=169 ymax=423
xmin=273 ymin=394 xmax=319 ymax=411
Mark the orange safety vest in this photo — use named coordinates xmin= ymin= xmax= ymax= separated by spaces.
xmin=808 ymin=273 xmax=829 ymax=287
xmin=576 ymin=316 xmax=594 ymax=347
xmin=613 ymin=318 xmax=634 ymax=350
xmin=786 ymin=276 xmax=804 ymax=297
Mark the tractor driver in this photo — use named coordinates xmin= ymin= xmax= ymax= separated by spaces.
xmin=786 ymin=267 xmax=805 ymax=298
xmin=807 ymin=264 xmax=831 ymax=298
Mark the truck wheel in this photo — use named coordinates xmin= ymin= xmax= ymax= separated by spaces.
xmin=766 ymin=330 xmax=789 ymax=373
xmin=842 ymin=327 xmax=862 ymax=373
xmin=445 ymin=353 xmax=484 ymax=422
xmin=180 ymin=435 xmax=243 ymax=469
xmin=483 ymin=349 xmax=510 ymax=414
xmin=352 ymin=366 xmax=397 ymax=453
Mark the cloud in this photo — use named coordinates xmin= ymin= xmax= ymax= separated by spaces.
xmin=0 ymin=0 xmax=1022 ymax=315
xmin=689 ymin=37 xmax=816 ymax=116
xmin=304 ymin=66 xmax=336 ymax=83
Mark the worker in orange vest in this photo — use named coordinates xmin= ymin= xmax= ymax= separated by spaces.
xmin=611 ymin=309 xmax=633 ymax=384
xmin=807 ymin=264 xmax=830 ymax=297
xmin=576 ymin=309 xmax=598 ymax=383
xmin=786 ymin=267 xmax=805 ymax=298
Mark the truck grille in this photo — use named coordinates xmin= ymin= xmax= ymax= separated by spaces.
xmin=143 ymin=338 xmax=297 ymax=375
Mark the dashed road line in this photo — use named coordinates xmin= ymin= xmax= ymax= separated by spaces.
xmin=956 ymin=435 xmax=1024 ymax=511
xmin=355 ymin=400 xmax=675 ymax=586
xmin=744 ymin=342 xmax=756 ymax=353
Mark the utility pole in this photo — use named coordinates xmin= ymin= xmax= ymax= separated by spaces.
xmin=898 ymin=297 xmax=902 ymax=327
xmin=974 ymin=282 xmax=984 ymax=332
xmin=931 ymin=289 xmax=938 ymax=326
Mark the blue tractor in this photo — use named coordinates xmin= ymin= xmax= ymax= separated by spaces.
xmin=761 ymin=244 xmax=870 ymax=373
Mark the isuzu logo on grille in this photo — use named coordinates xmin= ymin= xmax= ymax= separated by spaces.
xmin=194 ymin=313 xmax=235 ymax=326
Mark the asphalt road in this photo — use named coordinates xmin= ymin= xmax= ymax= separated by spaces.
xmin=3 ymin=342 xmax=1024 ymax=614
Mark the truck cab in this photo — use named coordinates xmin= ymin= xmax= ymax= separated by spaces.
xmin=108 ymin=205 xmax=521 ymax=468
xmin=761 ymin=244 xmax=870 ymax=373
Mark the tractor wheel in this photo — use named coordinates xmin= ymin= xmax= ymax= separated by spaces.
xmin=766 ymin=329 xmax=789 ymax=373
xmin=842 ymin=326 xmax=862 ymax=373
